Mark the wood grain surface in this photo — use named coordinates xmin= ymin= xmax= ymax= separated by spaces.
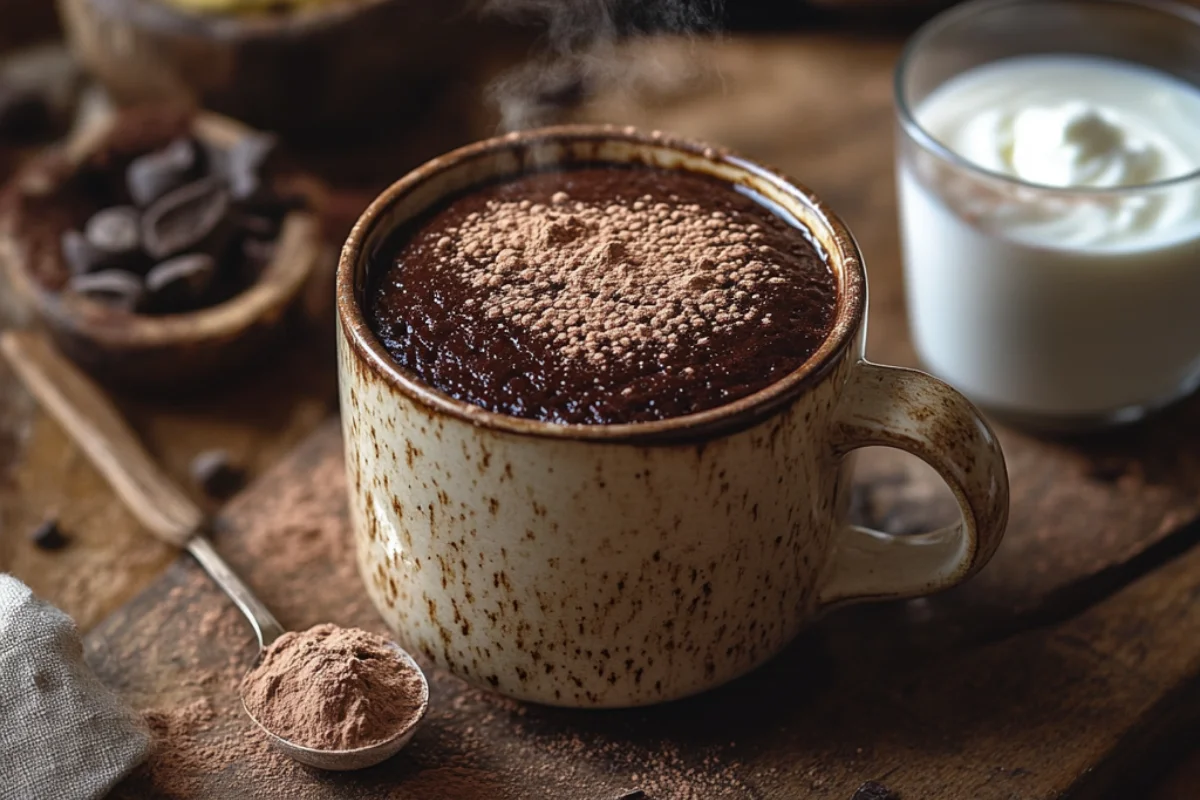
xmin=1 ymin=331 xmax=204 ymax=547
xmin=88 ymin=419 xmax=1200 ymax=799
xmin=0 ymin=319 xmax=339 ymax=629
xmin=2 ymin=29 xmax=1199 ymax=800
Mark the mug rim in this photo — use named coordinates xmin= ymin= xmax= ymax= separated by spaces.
xmin=336 ymin=125 xmax=866 ymax=444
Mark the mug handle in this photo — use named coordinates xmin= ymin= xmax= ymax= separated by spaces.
xmin=818 ymin=362 xmax=1009 ymax=608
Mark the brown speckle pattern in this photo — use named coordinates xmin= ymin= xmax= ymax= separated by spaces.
xmin=339 ymin=320 xmax=856 ymax=707
xmin=334 ymin=127 xmax=1008 ymax=707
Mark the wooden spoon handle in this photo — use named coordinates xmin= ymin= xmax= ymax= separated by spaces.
xmin=0 ymin=330 xmax=202 ymax=547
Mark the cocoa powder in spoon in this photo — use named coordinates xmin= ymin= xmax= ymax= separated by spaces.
xmin=240 ymin=624 xmax=425 ymax=751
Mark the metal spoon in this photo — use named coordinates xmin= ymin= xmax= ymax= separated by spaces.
xmin=0 ymin=331 xmax=429 ymax=771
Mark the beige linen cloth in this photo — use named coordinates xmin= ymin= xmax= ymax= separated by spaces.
xmin=0 ymin=574 xmax=149 ymax=800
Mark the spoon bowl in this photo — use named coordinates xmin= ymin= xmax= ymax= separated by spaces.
xmin=241 ymin=642 xmax=430 ymax=771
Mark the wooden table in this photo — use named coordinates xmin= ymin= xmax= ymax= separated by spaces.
xmin=2 ymin=28 xmax=1199 ymax=799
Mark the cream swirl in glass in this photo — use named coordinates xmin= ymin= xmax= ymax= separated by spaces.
xmin=898 ymin=50 xmax=1200 ymax=425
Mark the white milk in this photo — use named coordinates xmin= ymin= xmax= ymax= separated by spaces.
xmin=898 ymin=55 xmax=1200 ymax=422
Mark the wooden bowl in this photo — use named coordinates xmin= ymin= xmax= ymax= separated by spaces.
xmin=55 ymin=0 xmax=471 ymax=137
xmin=0 ymin=107 xmax=323 ymax=389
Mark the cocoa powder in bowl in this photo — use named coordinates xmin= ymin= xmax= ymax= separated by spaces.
xmin=240 ymin=624 xmax=426 ymax=751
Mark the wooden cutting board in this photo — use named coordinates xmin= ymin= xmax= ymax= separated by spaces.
xmin=73 ymin=34 xmax=1200 ymax=799
xmin=87 ymin=419 xmax=1200 ymax=800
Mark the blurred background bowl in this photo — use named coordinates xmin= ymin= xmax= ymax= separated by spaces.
xmin=0 ymin=1 xmax=60 ymax=53
xmin=0 ymin=106 xmax=326 ymax=389
xmin=56 ymin=0 xmax=473 ymax=139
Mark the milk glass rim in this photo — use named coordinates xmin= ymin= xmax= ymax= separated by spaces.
xmin=894 ymin=0 xmax=1200 ymax=196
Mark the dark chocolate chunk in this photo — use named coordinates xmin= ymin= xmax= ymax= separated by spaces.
xmin=225 ymin=132 xmax=278 ymax=201
xmin=617 ymin=791 xmax=646 ymax=800
xmin=127 ymin=137 xmax=201 ymax=207
xmin=0 ymin=81 xmax=51 ymax=139
xmin=142 ymin=176 xmax=231 ymax=260
xmin=145 ymin=253 xmax=217 ymax=311
xmin=84 ymin=205 xmax=141 ymax=256
xmin=29 ymin=518 xmax=68 ymax=550
xmin=190 ymin=449 xmax=245 ymax=499
xmin=68 ymin=269 xmax=144 ymax=311
xmin=60 ymin=229 xmax=107 ymax=276
xmin=851 ymin=781 xmax=900 ymax=800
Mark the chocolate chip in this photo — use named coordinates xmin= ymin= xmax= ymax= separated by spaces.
xmin=84 ymin=205 xmax=141 ymax=256
xmin=0 ymin=82 xmax=51 ymax=139
xmin=145 ymin=253 xmax=216 ymax=311
xmin=190 ymin=450 xmax=245 ymax=499
xmin=127 ymin=137 xmax=201 ymax=207
xmin=29 ymin=518 xmax=68 ymax=550
xmin=225 ymin=132 xmax=278 ymax=201
xmin=142 ymin=176 xmax=230 ymax=260
xmin=60 ymin=229 xmax=107 ymax=275
xmin=617 ymin=791 xmax=646 ymax=800
xmin=851 ymin=781 xmax=900 ymax=800
xmin=68 ymin=269 xmax=144 ymax=311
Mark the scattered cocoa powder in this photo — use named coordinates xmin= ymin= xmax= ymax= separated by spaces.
xmin=140 ymin=693 xmax=302 ymax=798
xmin=433 ymin=185 xmax=817 ymax=367
xmin=240 ymin=624 xmax=426 ymax=751
xmin=103 ymin=427 xmax=762 ymax=798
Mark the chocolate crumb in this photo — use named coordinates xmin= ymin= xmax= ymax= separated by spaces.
xmin=852 ymin=780 xmax=900 ymax=800
xmin=190 ymin=449 xmax=244 ymax=499
xmin=29 ymin=517 xmax=67 ymax=550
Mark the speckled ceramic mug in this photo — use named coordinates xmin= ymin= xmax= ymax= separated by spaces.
xmin=336 ymin=126 xmax=1009 ymax=708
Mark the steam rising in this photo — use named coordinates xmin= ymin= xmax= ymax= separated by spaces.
xmin=483 ymin=0 xmax=724 ymax=130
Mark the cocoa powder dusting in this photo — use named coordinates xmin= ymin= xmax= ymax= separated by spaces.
xmin=370 ymin=166 xmax=836 ymax=424
xmin=241 ymin=624 xmax=426 ymax=751
xmin=444 ymin=190 xmax=792 ymax=365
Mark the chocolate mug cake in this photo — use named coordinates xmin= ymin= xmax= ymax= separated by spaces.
xmin=338 ymin=127 xmax=1008 ymax=707
xmin=367 ymin=167 xmax=837 ymax=425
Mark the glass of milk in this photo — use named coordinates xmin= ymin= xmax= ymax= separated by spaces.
xmin=895 ymin=0 xmax=1200 ymax=431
